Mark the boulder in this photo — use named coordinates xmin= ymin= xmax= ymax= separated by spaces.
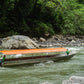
xmin=39 ymin=37 xmax=46 ymax=42
xmin=62 ymin=76 xmax=84 ymax=84
xmin=81 ymin=43 xmax=84 ymax=46
xmin=76 ymin=36 xmax=84 ymax=39
xmin=32 ymin=38 xmax=38 ymax=43
xmin=69 ymin=76 xmax=84 ymax=83
xmin=71 ymin=40 xmax=76 ymax=43
xmin=1 ymin=35 xmax=39 ymax=49
xmin=66 ymin=37 xmax=74 ymax=41
xmin=40 ymin=82 xmax=53 ymax=84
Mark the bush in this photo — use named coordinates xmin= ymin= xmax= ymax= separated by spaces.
xmin=34 ymin=22 xmax=54 ymax=37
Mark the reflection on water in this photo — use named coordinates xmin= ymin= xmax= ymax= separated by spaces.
xmin=0 ymin=46 xmax=84 ymax=84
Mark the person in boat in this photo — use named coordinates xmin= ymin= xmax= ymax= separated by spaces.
xmin=66 ymin=49 xmax=69 ymax=56
xmin=0 ymin=56 xmax=3 ymax=66
xmin=0 ymin=59 xmax=2 ymax=66
xmin=2 ymin=55 xmax=6 ymax=62
xmin=0 ymin=55 xmax=5 ymax=66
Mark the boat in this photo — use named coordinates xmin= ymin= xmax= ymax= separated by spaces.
xmin=0 ymin=48 xmax=76 ymax=67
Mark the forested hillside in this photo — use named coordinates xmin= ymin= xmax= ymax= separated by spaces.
xmin=0 ymin=0 xmax=84 ymax=37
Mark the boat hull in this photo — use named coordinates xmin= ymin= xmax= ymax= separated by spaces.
xmin=1 ymin=52 xmax=76 ymax=67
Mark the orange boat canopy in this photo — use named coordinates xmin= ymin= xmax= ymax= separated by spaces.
xmin=0 ymin=48 xmax=67 ymax=55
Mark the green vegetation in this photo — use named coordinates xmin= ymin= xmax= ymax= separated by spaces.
xmin=0 ymin=0 xmax=84 ymax=37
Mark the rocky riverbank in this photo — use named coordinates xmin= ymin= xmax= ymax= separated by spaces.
xmin=35 ymin=35 xmax=84 ymax=47
xmin=0 ymin=35 xmax=84 ymax=49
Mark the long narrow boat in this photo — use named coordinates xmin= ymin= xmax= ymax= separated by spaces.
xmin=0 ymin=48 xmax=76 ymax=67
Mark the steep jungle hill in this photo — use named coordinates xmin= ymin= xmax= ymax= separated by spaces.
xmin=0 ymin=0 xmax=84 ymax=37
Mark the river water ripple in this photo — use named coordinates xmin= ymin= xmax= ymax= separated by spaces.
xmin=0 ymin=46 xmax=84 ymax=84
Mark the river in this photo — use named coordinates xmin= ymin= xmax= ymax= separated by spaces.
xmin=0 ymin=46 xmax=84 ymax=84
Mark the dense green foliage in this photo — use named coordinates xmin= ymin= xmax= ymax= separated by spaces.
xmin=0 ymin=0 xmax=84 ymax=37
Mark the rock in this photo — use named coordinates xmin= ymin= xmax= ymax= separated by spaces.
xmin=44 ymin=33 xmax=50 ymax=37
xmin=66 ymin=37 xmax=74 ymax=41
xmin=32 ymin=38 xmax=38 ymax=42
xmin=76 ymin=36 xmax=84 ymax=39
xmin=46 ymin=37 xmax=56 ymax=43
xmin=40 ymin=82 xmax=53 ymax=84
xmin=39 ymin=37 xmax=46 ymax=42
xmin=55 ymin=35 xmax=63 ymax=39
xmin=62 ymin=80 xmax=79 ymax=84
xmin=52 ymin=36 xmax=59 ymax=40
xmin=69 ymin=76 xmax=84 ymax=84
xmin=62 ymin=76 xmax=84 ymax=84
xmin=1 ymin=35 xmax=39 ymax=49
xmin=81 ymin=43 xmax=84 ymax=46
xmin=71 ymin=40 xmax=76 ymax=43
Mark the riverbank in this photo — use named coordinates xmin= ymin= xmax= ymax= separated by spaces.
xmin=0 ymin=35 xmax=84 ymax=49
xmin=35 ymin=35 xmax=84 ymax=47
